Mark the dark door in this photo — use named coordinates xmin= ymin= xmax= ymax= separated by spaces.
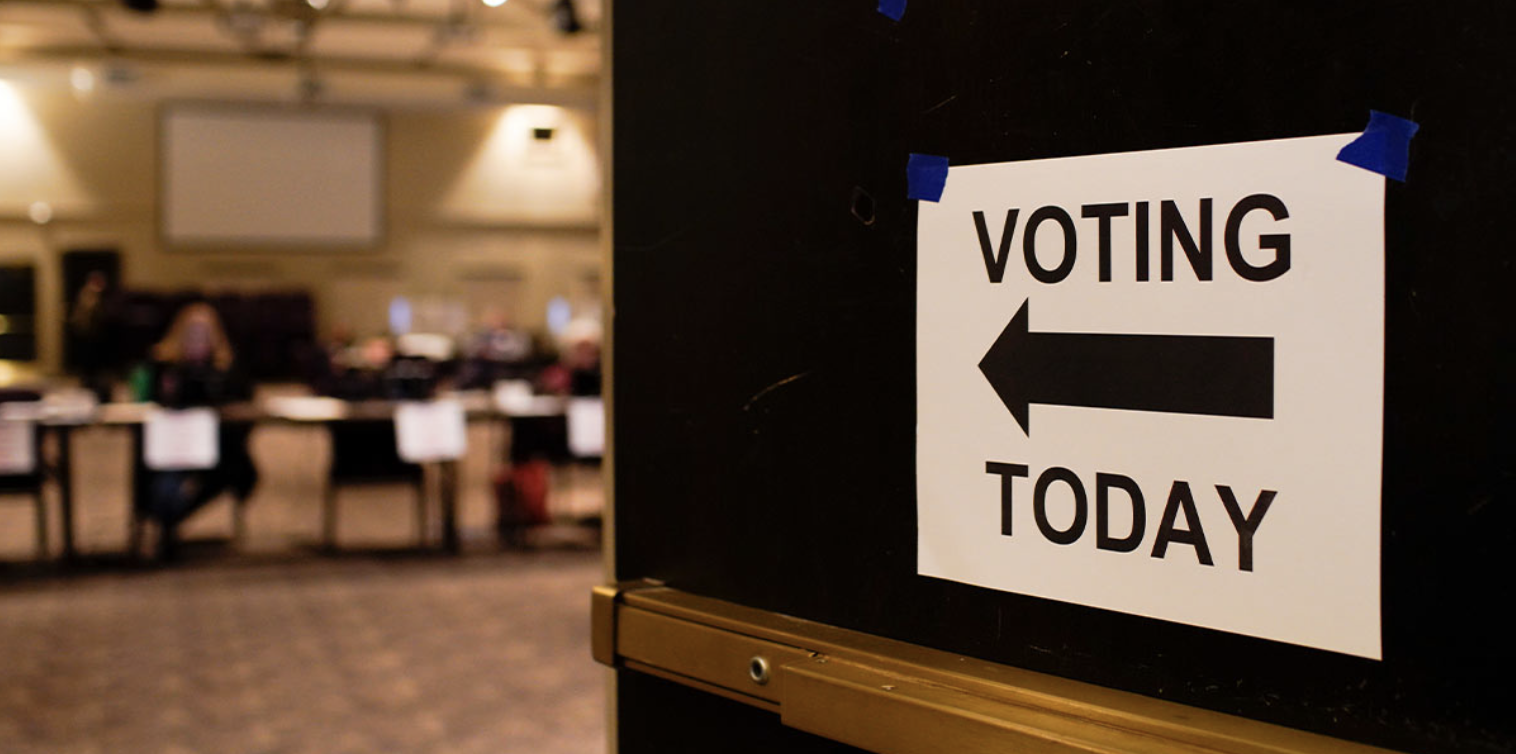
xmin=60 ymin=248 xmax=121 ymax=371
xmin=0 ymin=264 xmax=37 ymax=362
xmin=606 ymin=3 xmax=1514 ymax=753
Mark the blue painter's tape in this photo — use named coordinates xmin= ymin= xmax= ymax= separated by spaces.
xmin=878 ymin=0 xmax=906 ymax=21
xmin=907 ymin=153 xmax=949 ymax=202
xmin=1336 ymin=110 xmax=1420 ymax=182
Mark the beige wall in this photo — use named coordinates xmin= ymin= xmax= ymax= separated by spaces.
xmin=0 ymin=83 xmax=601 ymax=376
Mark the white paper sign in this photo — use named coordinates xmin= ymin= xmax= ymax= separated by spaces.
xmin=566 ymin=397 xmax=606 ymax=458
xmin=144 ymin=407 xmax=220 ymax=471
xmin=0 ymin=420 xmax=36 ymax=475
xmin=395 ymin=399 xmax=467 ymax=463
xmin=917 ymin=135 xmax=1384 ymax=658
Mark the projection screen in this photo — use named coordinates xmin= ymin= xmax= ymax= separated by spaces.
xmin=161 ymin=105 xmax=383 ymax=249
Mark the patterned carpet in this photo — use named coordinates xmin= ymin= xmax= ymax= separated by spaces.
xmin=0 ymin=414 xmax=607 ymax=754
xmin=0 ymin=551 xmax=606 ymax=754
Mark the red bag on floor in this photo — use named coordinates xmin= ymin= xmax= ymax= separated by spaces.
xmin=496 ymin=460 xmax=552 ymax=534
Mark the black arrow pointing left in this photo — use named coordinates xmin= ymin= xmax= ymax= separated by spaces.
xmin=978 ymin=299 xmax=1274 ymax=435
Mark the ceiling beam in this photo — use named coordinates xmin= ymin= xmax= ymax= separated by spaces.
xmin=2 ymin=0 xmax=592 ymax=31
xmin=0 ymin=42 xmax=598 ymax=89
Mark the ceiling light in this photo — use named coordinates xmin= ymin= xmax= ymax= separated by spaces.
xmin=102 ymin=62 xmax=139 ymax=87
xmin=482 ymin=0 xmax=507 ymax=7
xmin=69 ymin=65 xmax=95 ymax=94
xmin=308 ymin=0 xmax=330 ymax=9
xmin=551 ymin=0 xmax=582 ymax=33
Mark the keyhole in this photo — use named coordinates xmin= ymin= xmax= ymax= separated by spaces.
xmin=748 ymin=656 xmax=771 ymax=685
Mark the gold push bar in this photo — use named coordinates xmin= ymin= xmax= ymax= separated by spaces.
xmin=592 ymin=583 xmax=1400 ymax=754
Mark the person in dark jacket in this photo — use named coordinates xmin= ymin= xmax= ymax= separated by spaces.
xmin=68 ymin=271 xmax=117 ymax=402
xmin=142 ymin=301 xmax=258 ymax=560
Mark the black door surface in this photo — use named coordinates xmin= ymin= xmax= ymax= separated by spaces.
xmin=608 ymin=3 xmax=1515 ymax=753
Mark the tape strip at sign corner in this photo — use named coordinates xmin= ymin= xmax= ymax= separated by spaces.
xmin=877 ymin=0 xmax=906 ymax=22
xmin=907 ymin=153 xmax=950 ymax=203
xmin=1336 ymin=110 xmax=1420 ymax=182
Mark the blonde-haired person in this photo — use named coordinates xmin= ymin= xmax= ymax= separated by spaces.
xmin=143 ymin=300 xmax=258 ymax=560
xmin=152 ymin=301 xmax=232 ymax=371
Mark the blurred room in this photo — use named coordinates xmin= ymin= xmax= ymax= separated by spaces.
xmin=0 ymin=0 xmax=606 ymax=751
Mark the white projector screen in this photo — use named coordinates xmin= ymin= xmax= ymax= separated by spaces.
xmin=161 ymin=106 xmax=383 ymax=249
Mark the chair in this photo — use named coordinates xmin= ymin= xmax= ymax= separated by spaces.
xmin=0 ymin=390 xmax=47 ymax=560
xmin=127 ymin=419 xmax=257 ymax=560
xmin=322 ymin=419 xmax=428 ymax=550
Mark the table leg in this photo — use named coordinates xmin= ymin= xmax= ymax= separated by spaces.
xmin=55 ymin=426 xmax=76 ymax=563
xmin=440 ymin=459 xmax=459 ymax=554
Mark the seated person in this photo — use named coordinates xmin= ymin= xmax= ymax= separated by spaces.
xmin=142 ymin=302 xmax=258 ymax=560
xmin=538 ymin=319 xmax=602 ymax=397
xmin=497 ymin=320 xmax=601 ymax=545
xmin=318 ymin=335 xmax=439 ymax=402
xmin=457 ymin=309 xmax=535 ymax=389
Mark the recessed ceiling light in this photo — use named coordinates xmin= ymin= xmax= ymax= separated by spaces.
xmin=482 ymin=0 xmax=507 ymax=7
xmin=70 ymin=65 xmax=95 ymax=93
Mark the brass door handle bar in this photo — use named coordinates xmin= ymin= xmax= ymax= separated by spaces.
xmin=592 ymin=582 xmax=1401 ymax=754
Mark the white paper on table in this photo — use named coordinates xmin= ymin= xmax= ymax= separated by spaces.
xmin=494 ymin=381 xmax=566 ymax=417
xmin=41 ymin=389 xmax=97 ymax=424
xmin=0 ymin=419 xmax=36 ymax=475
xmin=492 ymin=380 xmax=536 ymax=413
xmin=0 ymin=401 xmax=44 ymax=422
xmin=143 ymin=407 xmax=220 ymax=471
xmin=394 ymin=399 xmax=467 ymax=463
xmin=263 ymin=396 xmax=348 ymax=421
xmin=566 ymin=397 xmax=605 ymax=458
